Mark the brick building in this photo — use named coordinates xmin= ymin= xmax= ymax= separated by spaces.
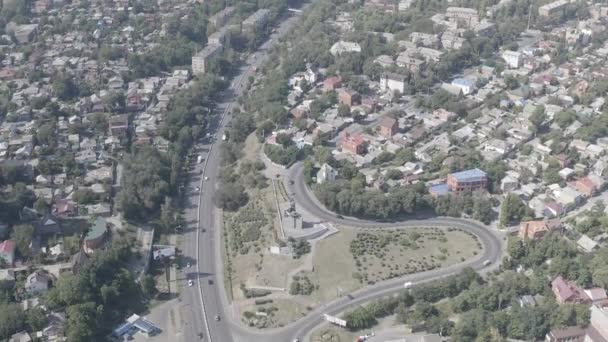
xmin=446 ymin=168 xmax=488 ymax=194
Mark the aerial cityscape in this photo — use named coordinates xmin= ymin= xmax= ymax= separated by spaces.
xmin=2 ymin=0 xmax=608 ymax=341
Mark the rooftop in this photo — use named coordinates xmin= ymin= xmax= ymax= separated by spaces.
xmin=85 ymin=217 xmax=106 ymax=241
xmin=450 ymin=168 xmax=487 ymax=182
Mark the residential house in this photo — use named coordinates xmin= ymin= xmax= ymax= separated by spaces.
xmin=398 ymin=0 xmax=414 ymax=11
xmin=378 ymin=116 xmax=398 ymax=138
xmin=34 ymin=311 xmax=66 ymax=342
xmin=317 ymin=163 xmax=338 ymax=184
xmin=544 ymin=202 xmax=565 ymax=218
xmin=502 ymin=50 xmax=522 ymax=69
xmin=9 ymin=331 xmax=32 ymax=342
xmin=395 ymin=53 xmax=425 ymax=72
xmin=433 ymin=108 xmax=456 ymax=122
xmin=374 ymin=55 xmax=394 ymax=68
xmin=380 ymin=73 xmax=407 ymax=93
xmin=552 ymin=276 xmax=590 ymax=304
xmin=518 ymin=295 xmax=538 ymax=307
xmin=323 ymin=76 xmax=342 ymax=92
xmin=584 ymin=288 xmax=607 ymax=304
xmin=25 ymin=270 xmax=53 ymax=295
xmin=572 ymin=176 xmax=598 ymax=197
xmin=109 ymin=114 xmax=129 ymax=137
xmin=409 ymin=32 xmax=439 ymax=48
xmin=577 ymin=234 xmax=599 ymax=253
xmin=441 ymin=32 xmax=465 ymax=50
xmin=417 ymin=47 xmax=443 ymax=62
xmin=590 ymin=304 xmax=608 ymax=340
xmin=545 ymin=326 xmax=586 ymax=342
xmin=0 ymin=240 xmax=15 ymax=266
xmin=451 ymin=78 xmax=475 ymax=95
xmin=84 ymin=217 xmax=107 ymax=253
xmin=446 ymin=168 xmax=488 ymax=194
xmin=341 ymin=133 xmax=367 ymax=155
xmin=12 ymin=24 xmax=38 ymax=44
xmin=37 ymin=214 xmax=61 ymax=236
xmin=339 ymin=89 xmax=361 ymax=107
xmin=52 ymin=199 xmax=75 ymax=217
xmin=519 ymin=220 xmax=552 ymax=240
xmin=330 ymin=41 xmax=361 ymax=56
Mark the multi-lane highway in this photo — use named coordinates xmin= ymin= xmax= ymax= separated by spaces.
xmin=179 ymin=9 xmax=309 ymax=342
xmin=178 ymin=5 xmax=505 ymax=342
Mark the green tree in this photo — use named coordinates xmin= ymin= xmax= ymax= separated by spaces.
xmin=65 ymin=302 xmax=101 ymax=342
xmin=0 ymin=303 xmax=25 ymax=340
xmin=141 ymin=275 xmax=157 ymax=299
xmin=10 ymin=224 xmax=34 ymax=259
xmin=345 ymin=306 xmax=376 ymax=330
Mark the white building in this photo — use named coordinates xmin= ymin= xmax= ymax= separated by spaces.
xmin=451 ymin=78 xmax=475 ymax=95
xmin=502 ymin=50 xmax=522 ymax=69
xmin=317 ymin=163 xmax=337 ymax=184
xmin=380 ymin=73 xmax=407 ymax=93
xmin=25 ymin=271 xmax=51 ymax=295
xmin=330 ymin=41 xmax=361 ymax=56
xmin=398 ymin=0 xmax=414 ymax=11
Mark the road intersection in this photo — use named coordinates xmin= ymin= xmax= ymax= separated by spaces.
xmin=177 ymin=8 xmax=506 ymax=342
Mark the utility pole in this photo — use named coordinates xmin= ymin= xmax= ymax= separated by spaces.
xmin=527 ymin=4 xmax=533 ymax=31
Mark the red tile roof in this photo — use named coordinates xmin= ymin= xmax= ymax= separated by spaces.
xmin=0 ymin=240 xmax=15 ymax=254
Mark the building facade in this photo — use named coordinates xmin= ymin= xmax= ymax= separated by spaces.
xmin=447 ymin=168 xmax=488 ymax=194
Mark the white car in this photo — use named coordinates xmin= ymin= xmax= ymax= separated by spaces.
xmin=204 ymin=177 xmax=209 ymax=181
xmin=195 ymin=187 xmax=200 ymax=191
xmin=186 ymin=262 xmax=191 ymax=268
xmin=188 ymin=279 xmax=194 ymax=287
xmin=404 ymin=281 xmax=413 ymax=289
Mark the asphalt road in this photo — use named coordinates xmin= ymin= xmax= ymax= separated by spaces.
xmin=179 ymin=6 xmax=505 ymax=342
xmin=179 ymin=9 xmax=309 ymax=342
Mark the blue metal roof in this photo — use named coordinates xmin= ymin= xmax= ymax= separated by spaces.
xmin=450 ymin=168 xmax=487 ymax=182
xmin=132 ymin=317 xmax=158 ymax=334
xmin=429 ymin=183 xmax=450 ymax=196
xmin=113 ymin=322 xmax=136 ymax=337
xmin=452 ymin=78 xmax=474 ymax=87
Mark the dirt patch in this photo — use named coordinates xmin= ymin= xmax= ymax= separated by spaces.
xmin=242 ymin=133 xmax=260 ymax=161
xmin=240 ymin=298 xmax=310 ymax=329
xmin=223 ymin=188 xmax=304 ymax=300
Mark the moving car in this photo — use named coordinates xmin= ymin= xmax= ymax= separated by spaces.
xmin=195 ymin=187 xmax=200 ymax=191
xmin=204 ymin=176 xmax=209 ymax=181
xmin=186 ymin=262 xmax=191 ymax=268
xmin=403 ymin=281 xmax=413 ymax=289
xmin=188 ymin=280 xmax=194 ymax=287
xmin=483 ymin=259 xmax=491 ymax=266
xmin=215 ymin=315 xmax=221 ymax=321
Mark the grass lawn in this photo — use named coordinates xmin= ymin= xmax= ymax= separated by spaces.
xmin=312 ymin=227 xmax=480 ymax=303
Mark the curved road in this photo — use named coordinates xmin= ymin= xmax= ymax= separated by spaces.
xmin=180 ymin=7 xmax=506 ymax=342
